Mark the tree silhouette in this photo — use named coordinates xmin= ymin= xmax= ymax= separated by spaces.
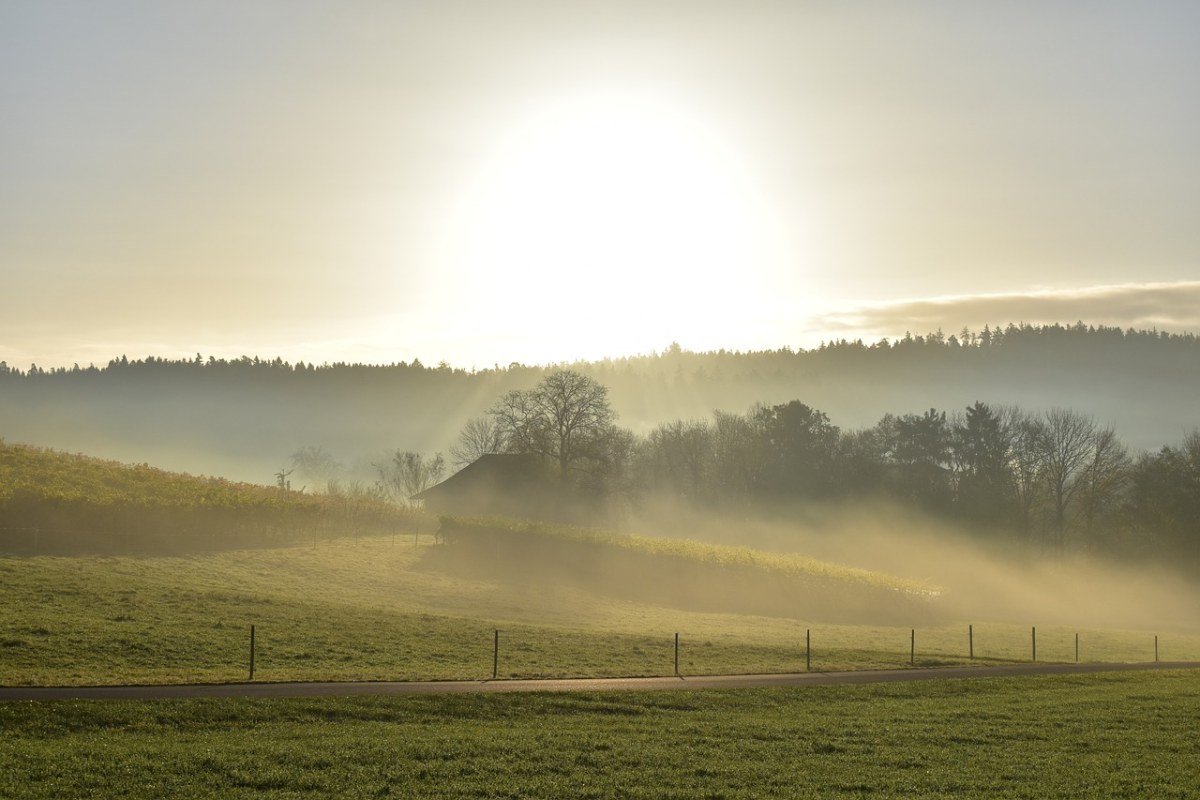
xmin=490 ymin=369 xmax=618 ymax=484
xmin=952 ymin=402 xmax=1015 ymax=529
xmin=751 ymin=400 xmax=840 ymax=497
xmin=1036 ymin=408 xmax=1099 ymax=550
xmin=449 ymin=416 xmax=506 ymax=469
xmin=376 ymin=451 xmax=445 ymax=506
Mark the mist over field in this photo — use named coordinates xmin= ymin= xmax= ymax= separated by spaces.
xmin=627 ymin=500 xmax=1200 ymax=634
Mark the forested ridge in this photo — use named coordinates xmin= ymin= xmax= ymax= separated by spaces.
xmin=1 ymin=323 xmax=1197 ymax=486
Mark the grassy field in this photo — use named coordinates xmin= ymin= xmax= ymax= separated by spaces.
xmin=4 ymin=442 xmax=1195 ymax=686
xmin=2 ymin=670 xmax=1199 ymax=798
xmin=6 ymin=445 xmax=1198 ymax=799
xmin=3 ymin=534 xmax=1196 ymax=687
xmin=433 ymin=515 xmax=941 ymax=624
xmin=439 ymin=515 xmax=937 ymax=592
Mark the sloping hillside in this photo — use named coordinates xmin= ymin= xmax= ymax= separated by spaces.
xmin=428 ymin=516 xmax=942 ymax=624
xmin=0 ymin=440 xmax=411 ymax=553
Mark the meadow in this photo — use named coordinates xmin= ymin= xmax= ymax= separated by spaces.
xmin=5 ymin=440 xmax=1195 ymax=687
xmin=3 ymin=670 xmax=1199 ymax=798
xmin=2 ymin=533 xmax=1194 ymax=688
xmin=5 ymin=445 xmax=1200 ymax=798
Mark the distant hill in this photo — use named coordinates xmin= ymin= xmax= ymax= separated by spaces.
xmin=2 ymin=323 xmax=1197 ymax=483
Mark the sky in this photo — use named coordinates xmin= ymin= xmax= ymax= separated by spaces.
xmin=3 ymin=1 xmax=1198 ymax=370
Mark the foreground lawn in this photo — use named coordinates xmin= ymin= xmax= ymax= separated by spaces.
xmin=2 ymin=670 xmax=1198 ymax=798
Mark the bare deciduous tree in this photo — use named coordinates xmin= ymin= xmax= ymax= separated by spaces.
xmin=645 ymin=419 xmax=714 ymax=499
xmin=289 ymin=445 xmax=341 ymax=490
xmin=710 ymin=410 xmax=770 ymax=504
xmin=1076 ymin=426 xmax=1130 ymax=546
xmin=1037 ymin=408 xmax=1099 ymax=550
xmin=490 ymin=369 xmax=617 ymax=482
xmin=376 ymin=451 xmax=445 ymax=506
xmin=1005 ymin=406 xmax=1046 ymax=545
xmin=449 ymin=416 xmax=506 ymax=468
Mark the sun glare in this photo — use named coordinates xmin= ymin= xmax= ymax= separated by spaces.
xmin=435 ymin=87 xmax=793 ymax=363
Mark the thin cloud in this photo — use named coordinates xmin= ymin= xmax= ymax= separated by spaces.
xmin=810 ymin=282 xmax=1200 ymax=342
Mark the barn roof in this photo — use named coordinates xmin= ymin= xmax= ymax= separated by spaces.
xmin=411 ymin=453 xmax=553 ymax=506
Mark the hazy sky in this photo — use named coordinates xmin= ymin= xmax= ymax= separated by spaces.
xmin=3 ymin=1 xmax=1198 ymax=369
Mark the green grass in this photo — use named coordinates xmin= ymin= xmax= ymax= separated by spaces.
xmin=3 ymin=537 xmax=1197 ymax=687
xmin=5 ymin=442 xmax=1192 ymax=688
xmin=3 ymin=670 xmax=1199 ymax=798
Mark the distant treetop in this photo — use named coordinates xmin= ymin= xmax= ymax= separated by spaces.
xmin=0 ymin=322 xmax=1196 ymax=379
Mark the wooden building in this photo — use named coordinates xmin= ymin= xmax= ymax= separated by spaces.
xmin=411 ymin=453 xmax=558 ymax=519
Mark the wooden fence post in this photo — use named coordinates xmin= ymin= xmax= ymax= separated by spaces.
xmin=1031 ymin=626 xmax=1037 ymax=662
xmin=969 ymin=624 xmax=973 ymax=660
xmin=910 ymin=629 xmax=915 ymax=666
xmin=492 ymin=629 xmax=499 ymax=680
xmin=249 ymin=625 xmax=256 ymax=681
xmin=806 ymin=629 xmax=811 ymax=672
xmin=674 ymin=632 xmax=680 ymax=676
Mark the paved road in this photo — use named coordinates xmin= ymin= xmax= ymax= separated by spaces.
xmin=3 ymin=662 xmax=1199 ymax=701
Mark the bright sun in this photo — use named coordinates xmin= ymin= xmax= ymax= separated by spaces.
xmin=434 ymin=87 xmax=794 ymax=363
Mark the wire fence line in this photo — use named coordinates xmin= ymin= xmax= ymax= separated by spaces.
xmin=18 ymin=620 xmax=1174 ymax=687
xmin=3 ymin=530 xmax=1195 ymax=684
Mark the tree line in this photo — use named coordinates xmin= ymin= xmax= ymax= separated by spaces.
xmin=440 ymin=370 xmax=1200 ymax=570
xmin=2 ymin=322 xmax=1195 ymax=380
xmin=3 ymin=322 xmax=1198 ymax=485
